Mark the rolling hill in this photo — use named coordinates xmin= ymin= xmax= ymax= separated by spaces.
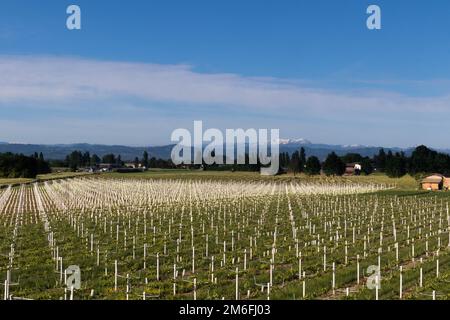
xmin=0 ymin=140 xmax=448 ymax=161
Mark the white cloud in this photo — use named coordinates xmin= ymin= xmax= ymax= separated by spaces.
xmin=2 ymin=55 xmax=450 ymax=147
xmin=1 ymin=55 xmax=450 ymax=115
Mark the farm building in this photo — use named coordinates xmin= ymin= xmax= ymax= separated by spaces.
xmin=445 ymin=177 xmax=450 ymax=190
xmin=344 ymin=163 xmax=362 ymax=176
xmin=420 ymin=174 xmax=450 ymax=191
xmin=124 ymin=162 xmax=143 ymax=169
xmin=98 ymin=163 xmax=121 ymax=172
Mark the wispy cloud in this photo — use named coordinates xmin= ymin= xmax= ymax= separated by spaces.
xmin=1 ymin=55 xmax=450 ymax=115
xmin=1 ymin=55 xmax=450 ymax=147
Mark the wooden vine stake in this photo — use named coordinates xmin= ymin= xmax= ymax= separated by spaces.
xmin=157 ymin=253 xmax=160 ymax=281
xmin=332 ymin=262 xmax=336 ymax=296
xmin=269 ymin=259 xmax=273 ymax=287
xmin=70 ymin=285 xmax=74 ymax=301
xmin=298 ymin=257 xmax=302 ymax=280
xmin=375 ymin=274 xmax=379 ymax=301
xmin=143 ymin=243 xmax=147 ymax=270
xmin=419 ymin=258 xmax=423 ymax=288
xmin=302 ymin=280 xmax=306 ymax=299
xmin=395 ymin=243 xmax=399 ymax=262
xmin=235 ymin=267 xmax=239 ymax=300
xmin=436 ymin=258 xmax=439 ymax=278
xmin=4 ymin=280 xmax=8 ymax=301
xmin=356 ymin=255 xmax=360 ymax=285
xmin=114 ymin=260 xmax=118 ymax=292
xmin=192 ymin=247 xmax=195 ymax=274
xmin=193 ymin=278 xmax=197 ymax=300
xmin=345 ymin=241 xmax=348 ymax=265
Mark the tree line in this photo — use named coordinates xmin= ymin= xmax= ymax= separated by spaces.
xmin=55 ymin=151 xmax=176 ymax=171
xmin=8 ymin=144 xmax=446 ymax=177
xmin=0 ymin=152 xmax=51 ymax=178
xmin=280 ymin=145 xmax=450 ymax=177
xmin=373 ymin=145 xmax=450 ymax=177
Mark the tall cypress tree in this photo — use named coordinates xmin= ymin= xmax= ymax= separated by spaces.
xmin=299 ymin=147 xmax=306 ymax=173
xmin=142 ymin=151 xmax=149 ymax=168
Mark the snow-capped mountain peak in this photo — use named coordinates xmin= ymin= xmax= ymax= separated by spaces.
xmin=341 ymin=144 xmax=371 ymax=149
xmin=277 ymin=138 xmax=312 ymax=145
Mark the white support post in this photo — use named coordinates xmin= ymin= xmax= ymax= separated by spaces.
xmin=399 ymin=266 xmax=403 ymax=299
xmin=235 ymin=267 xmax=239 ymax=300
xmin=114 ymin=260 xmax=118 ymax=292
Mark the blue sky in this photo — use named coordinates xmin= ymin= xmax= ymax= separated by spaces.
xmin=1 ymin=0 xmax=450 ymax=147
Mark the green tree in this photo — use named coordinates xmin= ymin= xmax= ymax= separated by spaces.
xmin=290 ymin=151 xmax=301 ymax=175
xmin=305 ymin=156 xmax=321 ymax=175
xmin=116 ymin=155 xmax=123 ymax=166
xmin=0 ymin=152 xmax=50 ymax=178
xmin=82 ymin=152 xmax=90 ymax=167
xmin=361 ymin=157 xmax=374 ymax=175
xmin=90 ymin=154 xmax=101 ymax=166
xmin=279 ymin=152 xmax=290 ymax=168
xmin=341 ymin=153 xmax=364 ymax=164
xmin=149 ymin=157 xmax=157 ymax=168
xmin=66 ymin=151 xmax=83 ymax=171
xmin=299 ymin=147 xmax=306 ymax=173
xmin=406 ymin=145 xmax=450 ymax=175
xmin=385 ymin=151 xmax=407 ymax=178
xmin=409 ymin=145 xmax=436 ymax=174
xmin=323 ymin=152 xmax=345 ymax=176
xmin=142 ymin=151 xmax=149 ymax=168
xmin=374 ymin=148 xmax=387 ymax=172
xmin=102 ymin=154 xmax=116 ymax=164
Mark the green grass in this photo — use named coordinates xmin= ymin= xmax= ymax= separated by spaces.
xmin=0 ymin=172 xmax=92 ymax=188
xmin=103 ymin=170 xmax=421 ymax=189
xmin=36 ymin=172 xmax=92 ymax=181
xmin=103 ymin=169 xmax=264 ymax=181
xmin=2 ymin=171 xmax=450 ymax=300
xmin=345 ymin=173 xmax=419 ymax=190
xmin=0 ymin=178 xmax=33 ymax=187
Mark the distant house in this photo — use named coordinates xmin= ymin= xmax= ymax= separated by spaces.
xmin=125 ymin=162 xmax=143 ymax=169
xmin=420 ymin=174 xmax=450 ymax=191
xmin=445 ymin=177 xmax=450 ymax=190
xmin=98 ymin=163 xmax=121 ymax=172
xmin=344 ymin=163 xmax=362 ymax=176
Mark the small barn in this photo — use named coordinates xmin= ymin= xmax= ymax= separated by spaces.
xmin=344 ymin=163 xmax=362 ymax=176
xmin=444 ymin=177 xmax=450 ymax=191
xmin=421 ymin=174 xmax=445 ymax=191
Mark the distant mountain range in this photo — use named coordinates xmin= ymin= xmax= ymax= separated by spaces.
xmin=277 ymin=140 xmax=405 ymax=160
xmin=0 ymin=143 xmax=174 ymax=161
xmin=0 ymin=140 xmax=449 ymax=161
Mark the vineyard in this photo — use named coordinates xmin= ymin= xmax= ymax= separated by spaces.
xmin=0 ymin=175 xmax=449 ymax=300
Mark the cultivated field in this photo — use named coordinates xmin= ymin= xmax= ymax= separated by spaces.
xmin=0 ymin=172 xmax=92 ymax=187
xmin=1 ymin=172 xmax=449 ymax=300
